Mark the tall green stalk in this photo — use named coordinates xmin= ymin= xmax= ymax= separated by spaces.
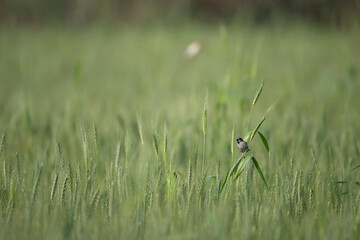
xmin=247 ymin=78 xmax=264 ymax=133
xmin=202 ymin=91 xmax=208 ymax=173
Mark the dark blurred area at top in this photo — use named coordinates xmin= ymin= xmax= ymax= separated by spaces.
xmin=0 ymin=0 xmax=359 ymax=28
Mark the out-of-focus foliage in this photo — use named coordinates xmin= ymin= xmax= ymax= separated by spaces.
xmin=0 ymin=24 xmax=360 ymax=239
xmin=0 ymin=0 xmax=359 ymax=26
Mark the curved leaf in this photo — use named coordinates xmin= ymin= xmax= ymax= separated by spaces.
xmin=220 ymin=168 xmax=231 ymax=193
xmin=250 ymin=101 xmax=277 ymax=141
xmin=250 ymin=116 xmax=265 ymax=141
xmin=251 ymin=156 xmax=269 ymax=190
xmin=258 ymin=131 xmax=270 ymax=153
xmin=252 ymin=80 xmax=264 ymax=105
xmin=243 ymin=131 xmax=251 ymax=143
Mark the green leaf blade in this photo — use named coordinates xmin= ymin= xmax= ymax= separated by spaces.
xmin=250 ymin=116 xmax=266 ymax=141
xmin=231 ymin=124 xmax=236 ymax=156
xmin=251 ymin=156 xmax=269 ymax=190
xmin=257 ymin=131 xmax=270 ymax=153
xmin=220 ymin=168 xmax=231 ymax=194
xmin=252 ymin=79 xmax=264 ymax=106
xmin=249 ymin=101 xmax=277 ymax=141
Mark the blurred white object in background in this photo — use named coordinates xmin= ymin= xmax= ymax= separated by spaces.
xmin=184 ymin=41 xmax=201 ymax=59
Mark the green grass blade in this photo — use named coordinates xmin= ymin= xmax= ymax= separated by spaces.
xmin=257 ymin=131 xmax=270 ymax=153
xmin=31 ymin=164 xmax=43 ymax=208
xmin=250 ymin=101 xmax=277 ymax=141
xmin=336 ymin=181 xmax=350 ymax=184
xmin=250 ymin=116 xmax=265 ymax=141
xmin=265 ymin=99 xmax=278 ymax=116
xmin=220 ymin=167 xmax=231 ymax=194
xmin=74 ymin=61 xmax=83 ymax=88
xmin=231 ymin=124 xmax=236 ymax=157
xmin=351 ymin=164 xmax=360 ymax=171
xmin=220 ymin=155 xmax=246 ymax=194
xmin=233 ymin=168 xmax=246 ymax=182
xmin=336 ymin=181 xmax=360 ymax=187
xmin=251 ymin=156 xmax=269 ymax=190
xmin=252 ymin=79 xmax=264 ymax=105
xmin=233 ymin=155 xmax=252 ymax=181
xmin=229 ymin=156 xmax=247 ymax=178
xmin=243 ymin=131 xmax=251 ymax=143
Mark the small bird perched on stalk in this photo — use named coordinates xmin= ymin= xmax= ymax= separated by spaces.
xmin=236 ymin=138 xmax=250 ymax=153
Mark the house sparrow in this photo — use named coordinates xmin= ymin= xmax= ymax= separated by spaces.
xmin=236 ymin=138 xmax=250 ymax=153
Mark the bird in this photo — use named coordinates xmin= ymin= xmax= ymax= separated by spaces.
xmin=236 ymin=138 xmax=250 ymax=153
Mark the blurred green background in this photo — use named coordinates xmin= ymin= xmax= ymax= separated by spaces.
xmin=1 ymin=1 xmax=360 ymax=240
xmin=1 ymin=0 xmax=359 ymax=27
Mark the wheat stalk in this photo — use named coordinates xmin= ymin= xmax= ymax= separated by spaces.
xmin=202 ymin=90 xmax=208 ymax=173
xmin=125 ymin=130 xmax=130 ymax=169
xmin=115 ymin=141 xmax=121 ymax=170
xmin=108 ymin=182 xmax=114 ymax=225
xmin=163 ymin=122 xmax=168 ymax=166
xmin=30 ymin=164 xmax=43 ymax=210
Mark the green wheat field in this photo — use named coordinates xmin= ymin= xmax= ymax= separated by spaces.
xmin=1 ymin=24 xmax=360 ymax=239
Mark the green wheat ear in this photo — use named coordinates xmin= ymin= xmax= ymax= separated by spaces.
xmin=137 ymin=114 xmax=144 ymax=145
xmin=202 ymin=90 xmax=208 ymax=173
xmin=61 ymin=176 xmax=69 ymax=206
xmin=80 ymin=128 xmax=88 ymax=170
xmin=30 ymin=164 xmax=43 ymax=210
xmin=50 ymin=173 xmax=58 ymax=201
xmin=187 ymin=158 xmax=193 ymax=194
xmin=114 ymin=142 xmax=121 ymax=170
xmin=92 ymin=122 xmax=99 ymax=155
xmin=202 ymin=91 xmax=208 ymax=136
xmin=0 ymin=133 xmax=5 ymax=155
xmin=152 ymin=132 xmax=159 ymax=157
